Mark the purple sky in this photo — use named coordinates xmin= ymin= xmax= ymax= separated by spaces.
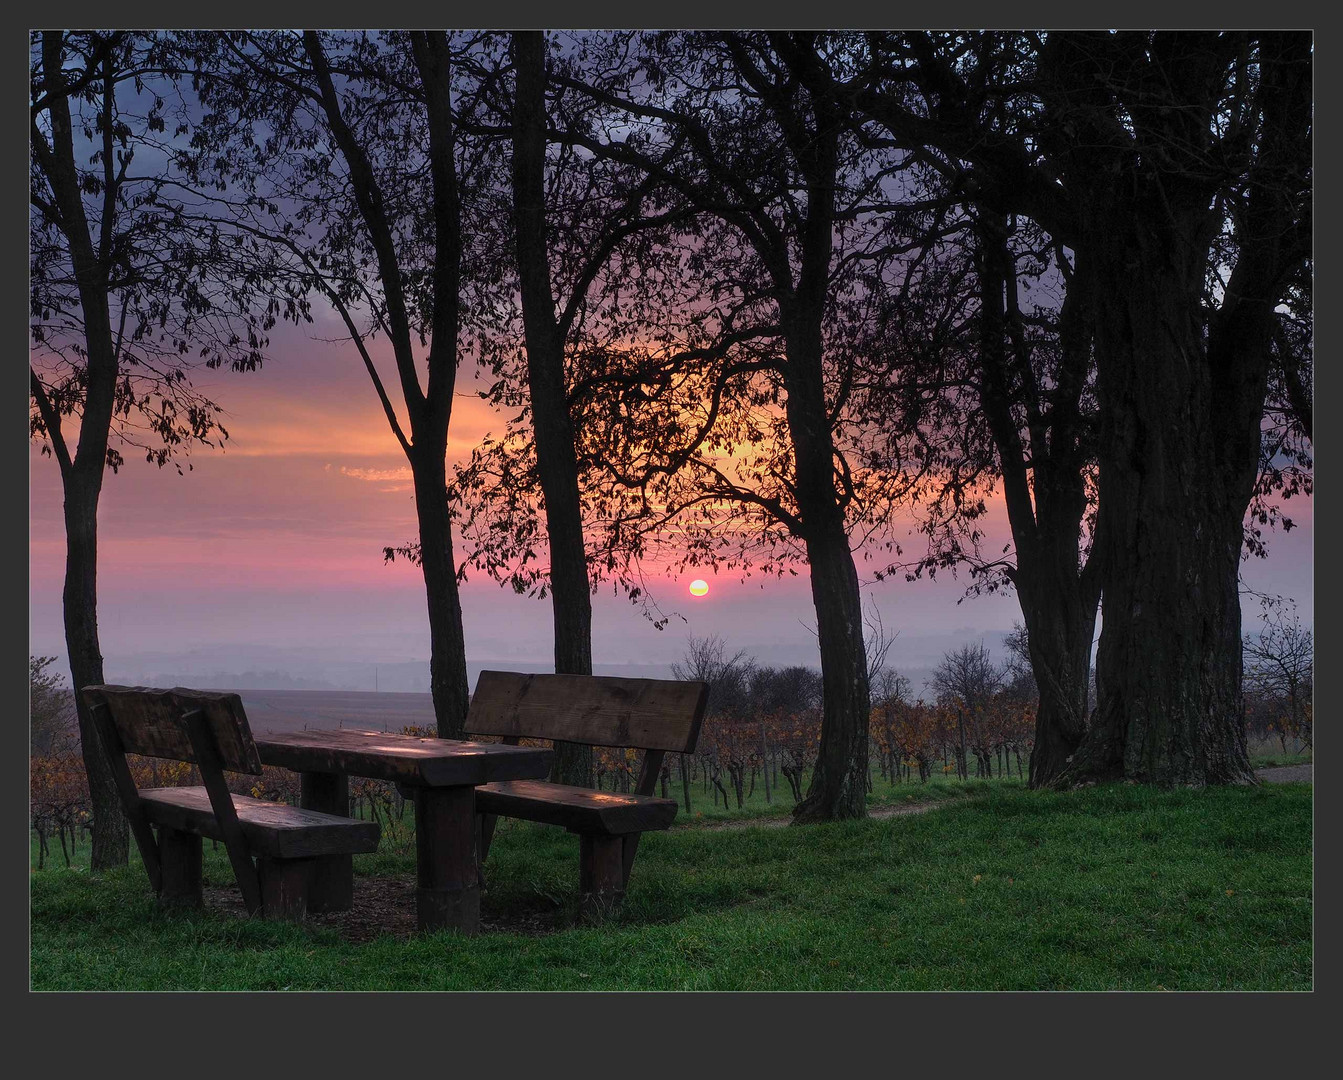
xmin=29 ymin=314 xmax=1314 ymax=689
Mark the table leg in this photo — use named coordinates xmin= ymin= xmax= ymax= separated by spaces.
xmin=300 ymin=771 xmax=354 ymax=912
xmin=414 ymin=786 xmax=480 ymax=935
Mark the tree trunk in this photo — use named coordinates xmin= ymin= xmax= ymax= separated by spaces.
xmin=1021 ymin=580 xmax=1097 ymax=787
xmin=410 ymin=454 xmax=470 ymax=738
xmin=975 ymin=212 xmax=1099 ymax=789
xmin=780 ymin=315 xmax=866 ymax=825
xmin=1049 ymin=31 xmax=1309 ymax=788
xmin=1062 ymin=219 xmax=1255 ymax=786
xmin=759 ymin=724 xmax=772 ymax=804
xmin=793 ymin=527 xmax=871 ymax=822
xmin=63 ymin=475 xmax=128 ymax=869
xmin=511 ymin=32 xmax=594 ymax=787
xmin=37 ymin=31 xmax=128 ymax=870
xmin=781 ymin=96 xmax=871 ymax=823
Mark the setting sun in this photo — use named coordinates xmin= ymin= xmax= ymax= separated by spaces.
xmin=688 ymin=579 xmax=709 ymax=597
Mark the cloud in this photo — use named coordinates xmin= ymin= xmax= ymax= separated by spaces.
xmin=337 ymin=466 xmax=414 ymax=483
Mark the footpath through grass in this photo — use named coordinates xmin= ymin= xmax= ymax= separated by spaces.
xmin=1249 ymin=750 xmax=1313 ymax=770
xmin=30 ymin=779 xmax=1311 ymax=991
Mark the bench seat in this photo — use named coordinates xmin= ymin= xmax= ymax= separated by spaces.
xmin=140 ymin=787 xmax=380 ymax=859
xmin=475 ymin=780 xmax=679 ymax=836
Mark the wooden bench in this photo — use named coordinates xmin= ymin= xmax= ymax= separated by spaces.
xmin=468 ymin=670 xmax=708 ymax=917
xmin=82 ymin=685 xmax=381 ymax=920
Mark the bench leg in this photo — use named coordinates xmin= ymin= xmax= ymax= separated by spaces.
xmin=622 ymin=833 xmax=642 ymax=889
xmin=579 ymin=833 xmax=625 ymax=922
xmin=257 ymin=857 xmax=314 ymax=920
xmin=476 ymin=812 xmax=499 ymax=887
xmin=414 ymin=787 xmax=480 ymax=935
xmin=300 ymin=771 xmax=354 ymax=912
xmin=157 ymin=826 xmax=202 ymax=909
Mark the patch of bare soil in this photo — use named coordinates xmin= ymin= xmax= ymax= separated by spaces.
xmin=1255 ymin=764 xmax=1313 ymax=785
xmin=201 ymin=874 xmax=569 ymax=943
xmin=194 ymin=801 xmax=952 ymax=941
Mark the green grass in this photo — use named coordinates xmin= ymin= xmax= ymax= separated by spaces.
xmin=30 ymin=780 xmax=1312 ymax=991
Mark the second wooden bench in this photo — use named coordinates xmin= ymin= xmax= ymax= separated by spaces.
xmin=468 ymin=670 xmax=708 ymax=916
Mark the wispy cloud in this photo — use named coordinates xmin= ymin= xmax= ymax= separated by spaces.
xmin=332 ymin=465 xmax=414 ymax=483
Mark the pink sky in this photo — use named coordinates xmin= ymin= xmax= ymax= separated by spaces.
xmin=29 ymin=314 xmax=1314 ymax=683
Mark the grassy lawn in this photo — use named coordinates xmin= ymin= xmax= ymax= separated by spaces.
xmin=30 ymin=777 xmax=1311 ymax=991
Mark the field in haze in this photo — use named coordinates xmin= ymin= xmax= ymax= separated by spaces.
xmin=230 ymin=689 xmax=437 ymax=735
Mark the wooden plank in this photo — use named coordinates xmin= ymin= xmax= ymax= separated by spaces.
xmin=139 ymin=788 xmax=381 ymax=858
xmin=185 ymin=708 xmax=262 ymax=914
xmin=467 ymin=671 xmax=709 ymax=753
xmin=84 ymin=684 xmax=261 ymax=774
xmin=474 ymin=780 xmax=679 ymax=835
xmin=414 ymin=786 xmax=479 ymax=935
xmin=254 ymin=729 xmax=552 ymax=787
xmin=634 ymin=749 xmax=666 ymax=797
xmin=84 ymin=695 xmax=162 ymax=893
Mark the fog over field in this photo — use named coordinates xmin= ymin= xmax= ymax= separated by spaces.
xmin=93 ymin=628 xmax=1015 ymax=700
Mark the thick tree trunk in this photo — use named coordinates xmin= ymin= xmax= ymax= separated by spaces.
xmin=511 ymin=31 xmax=593 ymax=787
xmin=1062 ymin=222 xmax=1255 ymax=786
xmin=1077 ymin=497 xmax=1251 ymax=785
xmin=410 ymin=454 xmax=470 ymax=738
xmin=62 ymin=475 xmax=128 ymax=868
xmin=857 ymin=30 xmax=1308 ymax=791
xmin=1050 ymin=32 xmax=1309 ymax=788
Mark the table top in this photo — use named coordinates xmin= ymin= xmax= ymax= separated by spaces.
xmin=254 ymin=729 xmax=553 ymax=788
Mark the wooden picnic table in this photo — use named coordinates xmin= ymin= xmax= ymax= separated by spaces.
xmin=253 ymin=729 xmax=552 ymax=935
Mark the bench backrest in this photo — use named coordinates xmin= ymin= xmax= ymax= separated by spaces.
xmin=81 ymin=685 xmax=262 ymax=774
xmin=466 ymin=670 xmax=709 ymax=754
xmin=81 ymin=683 xmax=266 ymax=914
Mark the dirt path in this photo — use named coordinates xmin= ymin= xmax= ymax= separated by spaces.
xmin=686 ymin=799 xmax=950 ymax=831
xmin=1255 ymin=764 xmax=1313 ymax=784
xmin=681 ymin=766 xmax=1313 ymax=832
